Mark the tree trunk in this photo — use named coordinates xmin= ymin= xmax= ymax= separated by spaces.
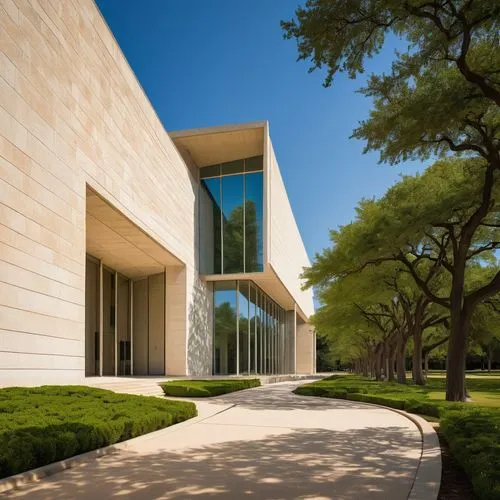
xmin=424 ymin=354 xmax=429 ymax=375
xmin=487 ymin=345 xmax=492 ymax=373
xmin=384 ymin=343 xmax=391 ymax=381
xmin=388 ymin=347 xmax=396 ymax=382
xmin=396 ymin=337 xmax=407 ymax=384
xmin=370 ymin=350 xmax=377 ymax=379
xmin=412 ymin=326 xmax=425 ymax=385
xmin=354 ymin=359 xmax=361 ymax=374
xmin=362 ymin=357 xmax=369 ymax=378
xmin=445 ymin=304 xmax=469 ymax=401
xmin=374 ymin=347 xmax=383 ymax=381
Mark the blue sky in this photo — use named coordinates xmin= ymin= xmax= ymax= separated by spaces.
xmin=96 ymin=0 xmax=428 ymax=261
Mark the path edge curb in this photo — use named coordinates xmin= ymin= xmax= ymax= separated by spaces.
xmin=0 ymin=403 xmax=235 ymax=495
xmin=391 ymin=408 xmax=441 ymax=500
xmin=297 ymin=393 xmax=442 ymax=500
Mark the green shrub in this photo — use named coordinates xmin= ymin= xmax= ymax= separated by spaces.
xmin=403 ymin=399 xmax=442 ymax=418
xmin=0 ymin=386 xmax=196 ymax=479
xmin=441 ymin=408 xmax=500 ymax=500
xmin=347 ymin=393 xmax=407 ymax=409
xmin=295 ymin=375 xmax=500 ymax=499
xmin=160 ymin=379 xmax=261 ymax=397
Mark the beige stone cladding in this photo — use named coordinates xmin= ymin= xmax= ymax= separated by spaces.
xmin=0 ymin=0 xmax=208 ymax=385
xmin=296 ymin=321 xmax=316 ymax=374
xmin=265 ymin=124 xmax=315 ymax=320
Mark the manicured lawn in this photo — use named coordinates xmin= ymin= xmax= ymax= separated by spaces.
xmin=295 ymin=373 xmax=500 ymax=413
xmin=160 ymin=378 xmax=261 ymax=397
xmin=296 ymin=374 xmax=500 ymax=500
xmin=0 ymin=386 xmax=197 ymax=479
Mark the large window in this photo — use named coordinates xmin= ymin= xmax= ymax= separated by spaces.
xmin=213 ymin=280 xmax=290 ymax=375
xmin=199 ymin=156 xmax=264 ymax=275
xmin=213 ymin=281 xmax=238 ymax=375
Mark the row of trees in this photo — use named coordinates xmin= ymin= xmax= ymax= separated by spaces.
xmin=282 ymin=0 xmax=500 ymax=400
xmin=308 ymin=159 xmax=499 ymax=389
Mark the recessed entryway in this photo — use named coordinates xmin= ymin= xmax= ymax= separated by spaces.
xmin=85 ymin=186 xmax=181 ymax=378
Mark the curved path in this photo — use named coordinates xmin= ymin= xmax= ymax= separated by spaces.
xmin=5 ymin=381 xmax=423 ymax=499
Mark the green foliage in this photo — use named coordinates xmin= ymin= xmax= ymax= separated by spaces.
xmin=441 ymin=408 xmax=500 ymax=500
xmin=0 ymin=386 xmax=196 ymax=479
xmin=284 ymin=0 xmax=500 ymax=401
xmin=305 ymin=158 xmax=499 ymax=291
xmin=160 ymin=379 xmax=261 ymax=397
xmin=282 ymin=0 xmax=500 ymax=93
xmin=296 ymin=374 xmax=500 ymax=499
xmin=282 ymin=2 xmax=500 ymax=179
xmin=304 ymin=159 xmax=499 ymax=374
xmin=294 ymin=374 xmax=499 ymax=416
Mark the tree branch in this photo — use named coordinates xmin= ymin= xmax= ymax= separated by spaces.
xmin=397 ymin=252 xmax=450 ymax=308
xmin=466 ymin=269 xmax=500 ymax=311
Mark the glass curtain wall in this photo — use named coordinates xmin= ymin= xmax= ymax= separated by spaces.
xmin=213 ymin=281 xmax=237 ymax=375
xmin=213 ymin=280 xmax=290 ymax=375
xmin=199 ymin=156 xmax=263 ymax=275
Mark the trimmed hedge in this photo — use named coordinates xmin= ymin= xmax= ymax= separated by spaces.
xmin=441 ymin=408 xmax=500 ymax=500
xmin=295 ymin=375 xmax=500 ymax=499
xmin=160 ymin=379 xmax=261 ymax=397
xmin=0 ymin=386 xmax=197 ymax=479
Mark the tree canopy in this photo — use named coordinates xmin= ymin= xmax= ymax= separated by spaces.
xmin=283 ymin=0 xmax=500 ymax=400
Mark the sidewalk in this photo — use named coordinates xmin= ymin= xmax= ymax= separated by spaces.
xmin=4 ymin=381 xmax=425 ymax=499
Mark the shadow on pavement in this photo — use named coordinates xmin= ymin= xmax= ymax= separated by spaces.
xmin=6 ymin=425 xmax=420 ymax=499
xmin=203 ymin=382 xmax=380 ymax=412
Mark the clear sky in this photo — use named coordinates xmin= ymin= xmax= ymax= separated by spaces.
xmin=96 ymin=0 xmax=428 ymax=261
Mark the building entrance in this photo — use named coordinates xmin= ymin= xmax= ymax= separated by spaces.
xmin=85 ymin=255 xmax=165 ymax=377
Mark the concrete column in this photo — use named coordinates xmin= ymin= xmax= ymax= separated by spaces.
xmin=296 ymin=320 xmax=315 ymax=375
xmin=286 ymin=307 xmax=297 ymax=374
xmin=165 ymin=266 xmax=188 ymax=375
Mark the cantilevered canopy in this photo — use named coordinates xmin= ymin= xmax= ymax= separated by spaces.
xmin=86 ymin=187 xmax=182 ymax=278
xmin=202 ymin=264 xmax=309 ymax=322
xmin=170 ymin=121 xmax=265 ymax=167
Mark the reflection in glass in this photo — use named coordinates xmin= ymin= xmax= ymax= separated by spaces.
xmin=245 ymin=173 xmax=264 ymax=272
xmin=198 ymin=159 xmax=263 ymax=275
xmin=222 ymin=175 xmax=244 ymax=273
xmin=200 ymin=178 xmax=222 ymax=274
xmin=249 ymin=285 xmax=257 ymax=373
xmin=102 ymin=268 xmax=115 ymax=376
xmin=214 ymin=281 xmax=237 ymax=374
xmin=238 ymin=281 xmax=249 ymax=373
xmin=212 ymin=279 xmax=292 ymax=375
xmin=117 ymin=275 xmax=131 ymax=375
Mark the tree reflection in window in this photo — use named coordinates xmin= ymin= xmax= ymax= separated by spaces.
xmin=199 ymin=158 xmax=263 ymax=275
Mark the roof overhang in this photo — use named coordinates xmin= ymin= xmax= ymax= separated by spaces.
xmin=170 ymin=121 xmax=266 ymax=167
xmin=201 ymin=264 xmax=310 ymax=322
xmin=86 ymin=187 xmax=183 ymax=278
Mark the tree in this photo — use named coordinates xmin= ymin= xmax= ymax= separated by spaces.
xmin=223 ymin=200 xmax=260 ymax=273
xmin=283 ymin=0 xmax=500 ymax=401
xmin=469 ymin=298 xmax=500 ymax=370
xmin=303 ymin=158 xmax=499 ymax=400
xmin=315 ymin=334 xmax=338 ymax=372
xmin=281 ymin=0 xmax=500 ymax=106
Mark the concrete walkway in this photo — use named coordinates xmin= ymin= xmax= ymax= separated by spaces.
xmin=4 ymin=382 xmax=423 ymax=499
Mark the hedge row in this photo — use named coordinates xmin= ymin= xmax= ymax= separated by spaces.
xmin=294 ymin=384 xmax=448 ymax=417
xmin=295 ymin=379 xmax=500 ymax=499
xmin=440 ymin=408 xmax=500 ymax=500
xmin=160 ymin=379 xmax=261 ymax=397
xmin=0 ymin=386 xmax=197 ymax=479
